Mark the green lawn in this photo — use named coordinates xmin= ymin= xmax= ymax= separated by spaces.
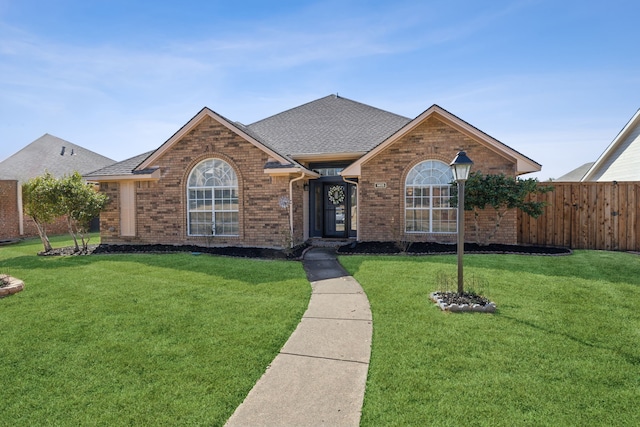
xmin=340 ymin=251 xmax=640 ymax=427
xmin=0 ymin=235 xmax=310 ymax=426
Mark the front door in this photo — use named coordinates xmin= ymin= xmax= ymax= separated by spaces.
xmin=323 ymin=183 xmax=347 ymax=238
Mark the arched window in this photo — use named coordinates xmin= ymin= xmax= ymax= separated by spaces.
xmin=405 ymin=160 xmax=456 ymax=233
xmin=187 ymin=159 xmax=239 ymax=236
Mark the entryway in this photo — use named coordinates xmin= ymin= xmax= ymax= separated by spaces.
xmin=309 ymin=179 xmax=356 ymax=239
xmin=323 ymin=183 xmax=347 ymax=238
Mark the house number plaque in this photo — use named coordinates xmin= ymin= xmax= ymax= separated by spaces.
xmin=374 ymin=182 xmax=387 ymax=188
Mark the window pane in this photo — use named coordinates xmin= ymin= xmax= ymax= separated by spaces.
xmin=350 ymin=185 xmax=357 ymax=232
xmin=189 ymin=212 xmax=213 ymax=235
xmin=215 ymin=211 xmax=239 ymax=235
xmin=314 ymin=186 xmax=322 ymax=232
xmin=405 ymin=160 xmax=456 ymax=233
xmin=432 ymin=209 xmax=457 ymax=232
xmin=187 ymin=159 xmax=239 ymax=236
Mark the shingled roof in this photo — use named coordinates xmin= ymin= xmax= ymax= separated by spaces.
xmin=84 ymin=151 xmax=155 ymax=178
xmin=0 ymin=134 xmax=115 ymax=182
xmin=246 ymin=94 xmax=411 ymax=158
xmin=555 ymin=162 xmax=594 ymax=181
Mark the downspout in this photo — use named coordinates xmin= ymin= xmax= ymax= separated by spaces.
xmin=342 ymin=177 xmax=359 ymax=241
xmin=289 ymin=172 xmax=306 ymax=248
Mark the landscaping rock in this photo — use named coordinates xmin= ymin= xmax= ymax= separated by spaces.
xmin=0 ymin=275 xmax=25 ymax=297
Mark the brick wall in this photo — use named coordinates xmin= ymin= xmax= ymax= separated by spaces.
xmin=0 ymin=180 xmax=68 ymax=240
xmin=358 ymin=116 xmax=518 ymax=244
xmin=0 ymin=180 xmax=20 ymax=240
xmin=99 ymin=116 xmax=293 ymax=248
xmin=22 ymin=215 xmax=68 ymax=237
xmin=97 ymin=114 xmax=521 ymax=248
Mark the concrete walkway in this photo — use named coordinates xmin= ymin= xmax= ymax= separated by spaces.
xmin=225 ymin=248 xmax=372 ymax=427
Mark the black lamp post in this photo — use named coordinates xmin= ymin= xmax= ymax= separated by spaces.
xmin=450 ymin=151 xmax=473 ymax=294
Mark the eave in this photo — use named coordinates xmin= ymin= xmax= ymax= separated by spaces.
xmin=290 ymin=151 xmax=366 ymax=163
xmin=84 ymin=168 xmax=161 ymax=183
xmin=264 ymin=167 xmax=321 ymax=178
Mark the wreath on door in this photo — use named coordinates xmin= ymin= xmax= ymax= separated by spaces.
xmin=328 ymin=185 xmax=345 ymax=205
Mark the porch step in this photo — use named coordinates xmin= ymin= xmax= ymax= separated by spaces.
xmin=308 ymin=238 xmax=356 ymax=248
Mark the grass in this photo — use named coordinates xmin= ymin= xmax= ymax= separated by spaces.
xmin=340 ymin=251 xmax=640 ymax=427
xmin=0 ymin=235 xmax=311 ymax=426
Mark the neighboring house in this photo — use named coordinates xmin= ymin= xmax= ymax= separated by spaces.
xmin=555 ymin=162 xmax=594 ymax=182
xmin=582 ymin=109 xmax=640 ymax=182
xmin=0 ymin=134 xmax=116 ymax=240
xmin=558 ymin=109 xmax=640 ymax=182
xmin=85 ymin=95 xmax=541 ymax=249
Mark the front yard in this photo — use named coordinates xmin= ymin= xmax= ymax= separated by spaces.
xmin=2 ymin=236 xmax=639 ymax=426
xmin=0 ymin=235 xmax=310 ymax=426
xmin=340 ymin=251 xmax=640 ymax=426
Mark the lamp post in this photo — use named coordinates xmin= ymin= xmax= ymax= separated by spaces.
xmin=450 ymin=151 xmax=473 ymax=294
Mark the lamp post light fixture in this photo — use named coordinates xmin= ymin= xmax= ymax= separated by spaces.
xmin=450 ymin=151 xmax=473 ymax=294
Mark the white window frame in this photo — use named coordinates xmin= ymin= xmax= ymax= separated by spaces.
xmin=187 ymin=158 xmax=239 ymax=236
xmin=405 ymin=160 xmax=457 ymax=233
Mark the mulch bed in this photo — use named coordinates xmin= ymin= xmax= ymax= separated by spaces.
xmin=337 ymin=241 xmax=571 ymax=256
xmin=40 ymin=243 xmax=309 ymax=260
xmin=38 ymin=241 xmax=570 ymax=258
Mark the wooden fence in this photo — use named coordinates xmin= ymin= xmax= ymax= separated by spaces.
xmin=517 ymin=182 xmax=640 ymax=251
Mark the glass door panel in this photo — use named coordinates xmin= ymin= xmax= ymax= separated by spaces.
xmin=323 ymin=183 xmax=347 ymax=238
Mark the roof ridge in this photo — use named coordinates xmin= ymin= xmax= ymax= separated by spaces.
xmin=331 ymin=94 xmax=411 ymax=121
xmin=247 ymin=94 xmax=337 ymax=127
xmin=248 ymin=94 xmax=411 ymax=127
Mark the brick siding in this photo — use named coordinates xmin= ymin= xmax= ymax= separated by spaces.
xmin=99 ymin=116 xmax=292 ymax=248
xmin=0 ymin=180 xmax=20 ymax=239
xmin=98 ymin=114 xmax=520 ymax=248
xmin=357 ymin=116 xmax=518 ymax=244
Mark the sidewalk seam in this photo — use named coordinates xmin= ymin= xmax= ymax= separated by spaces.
xmin=302 ymin=316 xmax=372 ymax=321
xmin=279 ymin=351 xmax=370 ymax=365
xmin=312 ymin=292 xmax=363 ymax=295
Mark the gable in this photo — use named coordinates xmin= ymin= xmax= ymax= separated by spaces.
xmin=137 ymin=107 xmax=300 ymax=171
xmin=342 ymin=105 xmax=540 ymax=177
xmin=86 ymin=107 xmax=319 ymax=183
xmin=582 ymin=109 xmax=640 ymax=182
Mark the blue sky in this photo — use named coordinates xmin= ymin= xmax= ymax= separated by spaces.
xmin=1 ymin=0 xmax=638 ymax=180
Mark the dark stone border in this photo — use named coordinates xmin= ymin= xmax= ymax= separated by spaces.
xmin=337 ymin=241 xmax=572 ymax=256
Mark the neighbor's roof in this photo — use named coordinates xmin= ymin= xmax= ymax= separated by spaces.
xmin=246 ymin=94 xmax=411 ymax=160
xmin=581 ymin=109 xmax=640 ymax=182
xmin=0 ymin=134 xmax=115 ymax=182
xmin=555 ymin=162 xmax=594 ymax=182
